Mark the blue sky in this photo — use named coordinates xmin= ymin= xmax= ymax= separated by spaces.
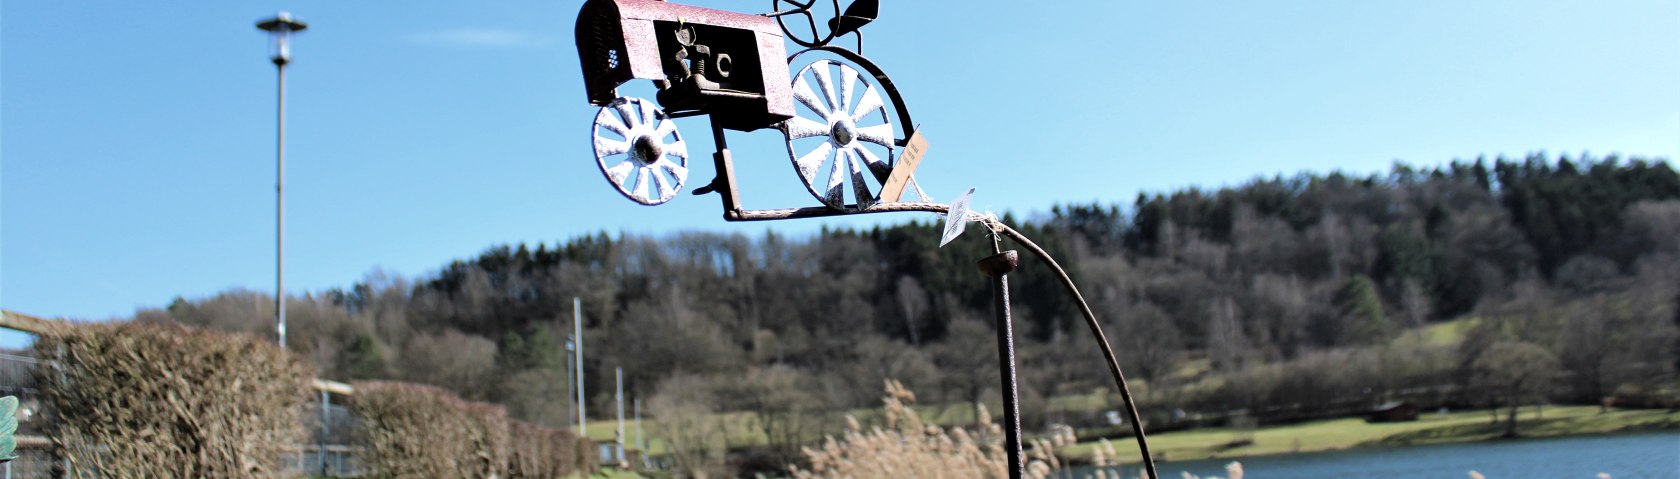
xmin=3 ymin=0 xmax=1676 ymax=324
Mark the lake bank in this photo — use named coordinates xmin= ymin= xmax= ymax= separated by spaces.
xmin=1070 ymin=431 xmax=1680 ymax=479
xmin=1061 ymin=405 xmax=1679 ymax=465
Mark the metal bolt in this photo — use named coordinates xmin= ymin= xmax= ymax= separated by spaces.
xmin=632 ymin=135 xmax=664 ymax=165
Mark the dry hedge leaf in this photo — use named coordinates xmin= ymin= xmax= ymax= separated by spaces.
xmin=349 ymin=381 xmax=594 ymax=478
xmin=36 ymin=322 xmax=313 ymax=478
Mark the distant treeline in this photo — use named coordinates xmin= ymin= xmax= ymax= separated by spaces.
xmin=141 ymin=153 xmax=1679 ymax=454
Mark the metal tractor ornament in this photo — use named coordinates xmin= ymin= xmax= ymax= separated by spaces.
xmin=576 ymin=0 xmax=922 ymax=215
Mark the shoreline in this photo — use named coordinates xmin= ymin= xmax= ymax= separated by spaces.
xmin=1060 ymin=405 xmax=1679 ymax=466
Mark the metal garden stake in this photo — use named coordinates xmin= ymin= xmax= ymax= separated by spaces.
xmin=980 ymin=249 xmax=1025 ymax=479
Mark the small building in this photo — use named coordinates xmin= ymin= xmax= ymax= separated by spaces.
xmin=1366 ymin=401 xmax=1419 ymax=423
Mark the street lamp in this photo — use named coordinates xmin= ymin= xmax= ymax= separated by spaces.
xmin=257 ymin=12 xmax=307 ymax=351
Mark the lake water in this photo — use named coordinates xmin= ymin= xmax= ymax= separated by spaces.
xmin=1067 ymin=432 xmax=1679 ymax=479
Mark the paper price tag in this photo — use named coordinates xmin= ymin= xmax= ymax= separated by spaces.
xmin=880 ymin=130 xmax=929 ymax=203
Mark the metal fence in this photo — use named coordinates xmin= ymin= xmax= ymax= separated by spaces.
xmin=0 ymin=353 xmax=39 ymax=398
xmin=282 ymin=444 xmax=362 ymax=478
xmin=2 ymin=350 xmax=58 ymax=479
xmin=283 ymin=395 xmax=364 ymax=477
xmin=3 ymin=438 xmax=56 ymax=479
xmin=0 ymin=352 xmax=45 ymax=435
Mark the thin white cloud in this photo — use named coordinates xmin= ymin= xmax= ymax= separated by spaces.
xmin=405 ymin=28 xmax=553 ymax=48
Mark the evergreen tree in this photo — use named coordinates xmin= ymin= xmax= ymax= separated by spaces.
xmin=1334 ymin=274 xmax=1390 ymax=345
xmin=340 ymin=334 xmax=390 ymax=380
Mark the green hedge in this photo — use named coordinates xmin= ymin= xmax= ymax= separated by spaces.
xmin=34 ymin=322 xmax=313 ymax=478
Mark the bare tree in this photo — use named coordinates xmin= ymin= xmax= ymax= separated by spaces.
xmin=1103 ymin=300 xmax=1182 ymax=390
xmin=1207 ymin=296 xmax=1254 ymax=372
xmin=359 ymin=268 xmax=415 ymax=348
xmin=500 ymin=368 xmax=571 ymax=426
xmin=841 ymin=335 xmax=937 ymax=407
xmin=1312 ymin=211 xmax=1349 ymax=280
xmin=1398 ymin=279 xmax=1432 ymax=328
xmin=933 ymin=314 xmax=997 ymax=421
xmin=1230 ymin=205 xmax=1300 ymax=275
xmin=400 ymin=330 xmax=498 ymax=399
xmin=1622 ymin=200 xmax=1680 ymax=256
xmin=1472 ymin=340 xmax=1561 ymax=437
xmin=1248 ymin=273 xmax=1314 ymax=357
xmin=648 ymin=374 xmax=731 ymax=479
xmin=895 ymin=276 xmax=929 ymax=345
xmin=730 ymin=365 xmax=824 ymax=466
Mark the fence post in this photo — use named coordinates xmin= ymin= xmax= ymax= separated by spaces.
xmin=319 ymin=389 xmax=329 ymax=477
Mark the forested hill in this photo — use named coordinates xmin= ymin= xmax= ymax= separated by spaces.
xmin=143 ymin=154 xmax=1680 ymax=430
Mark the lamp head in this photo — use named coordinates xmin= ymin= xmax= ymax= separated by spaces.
xmin=257 ymin=12 xmax=309 ymax=66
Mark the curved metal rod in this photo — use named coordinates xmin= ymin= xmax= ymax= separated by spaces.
xmin=786 ymin=46 xmax=916 ymax=148
xmin=770 ymin=0 xmax=841 ymax=48
xmin=731 ymin=201 xmax=1160 ymax=479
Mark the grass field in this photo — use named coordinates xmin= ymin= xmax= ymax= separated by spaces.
xmin=569 ymin=319 xmax=1669 ymax=470
xmin=1062 ymin=405 xmax=1679 ymax=464
xmin=1394 ymin=316 xmax=1479 ymax=348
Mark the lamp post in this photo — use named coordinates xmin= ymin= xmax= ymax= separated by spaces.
xmin=574 ymin=298 xmax=586 ymax=433
xmin=257 ymin=12 xmax=307 ymax=351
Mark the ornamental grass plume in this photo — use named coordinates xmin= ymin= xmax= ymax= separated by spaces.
xmin=1176 ymin=462 xmax=1242 ymax=479
xmin=1088 ymin=439 xmax=1121 ymax=479
xmin=789 ymin=380 xmax=1066 ymax=479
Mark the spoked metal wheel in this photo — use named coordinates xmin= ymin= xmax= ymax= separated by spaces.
xmin=592 ymin=97 xmax=689 ymax=206
xmin=783 ymin=59 xmax=897 ymax=211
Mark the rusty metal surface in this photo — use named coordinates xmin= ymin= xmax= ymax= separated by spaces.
xmin=575 ymin=0 xmax=639 ymax=105
xmin=615 ymin=0 xmax=783 ymax=33
xmin=651 ymin=21 xmax=792 ymax=131
xmin=593 ymin=97 xmax=690 ymax=205
xmin=576 ymin=0 xmax=791 ymax=131
xmin=979 ymin=250 xmax=1025 ymax=479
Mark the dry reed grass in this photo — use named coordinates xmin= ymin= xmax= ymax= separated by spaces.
xmin=789 ymin=380 xmax=1072 ymax=479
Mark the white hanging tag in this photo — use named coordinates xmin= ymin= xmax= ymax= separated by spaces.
xmin=940 ymin=187 xmax=976 ymax=247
